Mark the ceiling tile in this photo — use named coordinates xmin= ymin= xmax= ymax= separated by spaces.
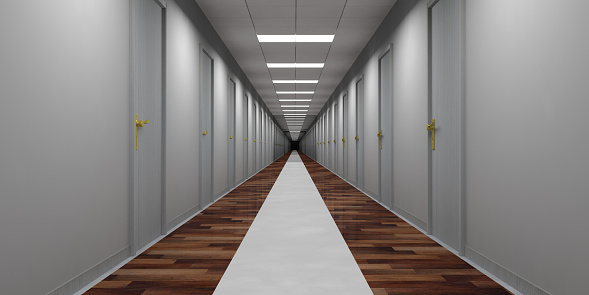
xmin=346 ymin=0 xmax=398 ymax=7
xmin=295 ymin=43 xmax=332 ymax=62
xmin=295 ymin=26 xmax=337 ymax=35
xmin=255 ymin=26 xmax=296 ymax=34
xmin=296 ymin=6 xmax=344 ymax=18
xmin=246 ymin=0 xmax=295 ymax=7
xmin=338 ymin=17 xmax=384 ymax=28
xmin=269 ymin=68 xmax=296 ymax=80
xmin=260 ymin=43 xmax=296 ymax=62
xmin=296 ymin=17 xmax=340 ymax=27
xmin=296 ymin=68 xmax=322 ymax=80
xmin=252 ymin=17 xmax=295 ymax=27
xmin=249 ymin=6 xmax=295 ymax=18
xmin=297 ymin=0 xmax=346 ymax=7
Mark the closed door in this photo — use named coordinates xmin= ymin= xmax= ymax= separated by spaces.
xmin=200 ymin=49 xmax=214 ymax=206
xmin=243 ymin=94 xmax=249 ymax=180
xmin=133 ymin=0 xmax=164 ymax=252
xmin=343 ymin=93 xmax=348 ymax=179
xmin=356 ymin=78 xmax=365 ymax=189
xmin=258 ymin=109 xmax=262 ymax=170
xmin=379 ymin=48 xmax=394 ymax=207
xmin=325 ymin=109 xmax=333 ymax=170
xmin=429 ymin=0 xmax=464 ymax=252
xmin=334 ymin=103 xmax=339 ymax=174
xmin=252 ymin=104 xmax=257 ymax=174
xmin=227 ymin=79 xmax=236 ymax=188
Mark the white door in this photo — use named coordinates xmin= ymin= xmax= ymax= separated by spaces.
xmin=379 ymin=48 xmax=394 ymax=208
xmin=227 ymin=79 xmax=236 ymax=188
xmin=429 ymin=0 xmax=464 ymax=252
xmin=200 ymin=49 xmax=214 ymax=206
xmin=343 ymin=93 xmax=348 ymax=179
xmin=356 ymin=78 xmax=365 ymax=189
xmin=243 ymin=93 xmax=249 ymax=180
xmin=132 ymin=0 xmax=164 ymax=252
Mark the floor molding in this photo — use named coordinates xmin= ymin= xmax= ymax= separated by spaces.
xmin=465 ymin=246 xmax=549 ymax=295
xmin=48 ymin=246 xmax=130 ymax=295
xmin=304 ymin=154 xmax=529 ymax=295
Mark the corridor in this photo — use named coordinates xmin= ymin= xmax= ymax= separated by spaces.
xmin=84 ymin=152 xmax=510 ymax=295
xmin=1 ymin=0 xmax=587 ymax=295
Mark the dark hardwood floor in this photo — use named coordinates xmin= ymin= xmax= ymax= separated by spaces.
xmin=85 ymin=152 xmax=291 ymax=295
xmin=299 ymin=152 xmax=513 ymax=295
xmin=86 ymin=151 xmax=513 ymax=295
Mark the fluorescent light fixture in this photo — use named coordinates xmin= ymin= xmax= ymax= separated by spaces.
xmin=282 ymin=110 xmax=308 ymax=112
xmin=272 ymin=80 xmax=318 ymax=84
xmin=281 ymin=105 xmax=309 ymax=108
xmin=277 ymin=91 xmax=314 ymax=95
xmin=279 ymin=99 xmax=312 ymax=102
xmin=267 ymin=63 xmax=324 ymax=68
xmin=257 ymin=35 xmax=335 ymax=43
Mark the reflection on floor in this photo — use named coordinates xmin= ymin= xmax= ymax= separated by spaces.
xmin=85 ymin=150 xmax=512 ymax=295
xmin=84 ymin=152 xmax=291 ymax=295
xmin=299 ymin=152 xmax=512 ymax=295
xmin=213 ymin=151 xmax=372 ymax=295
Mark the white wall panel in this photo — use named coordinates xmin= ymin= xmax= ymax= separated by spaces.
xmin=0 ymin=1 xmax=130 ymax=294
xmin=465 ymin=1 xmax=589 ymax=294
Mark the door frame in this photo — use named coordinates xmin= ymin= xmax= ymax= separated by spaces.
xmin=129 ymin=0 xmax=167 ymax=255
xmin=199 ymin=44 xmax=215 ymax=208
xmin=355 ymin=75 xmax=365 ymax=189
xmin=427 ymin=0 xmax=466 ymax=255
xmin=227 ymin=77 xmax=237 ymax=190
xmin=378 ymin=45 xmax=393 ymax=206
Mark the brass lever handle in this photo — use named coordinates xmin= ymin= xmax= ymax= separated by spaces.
xmin=135 ymin=114 xmax=150 ymax=150
xmin=355 ymin=135 xmax=359 ymax=149
xmin=377 ymin=129 xmax=383 ymax=150
xmin=245 ymin=138 xmax=248 ymax=141
xmin=426 ymin=119 xmax=435 ymax=150
xmin=342 ymin=137 xmax=346 ymax=148
xmin=203 ymin=131 xmax=209 ymax=136
xmin=230 ymin=136 xmax=234 ymax=139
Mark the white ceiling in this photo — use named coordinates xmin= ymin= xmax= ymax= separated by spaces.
xmin=195 ymin=0 xmax=398 ymax=140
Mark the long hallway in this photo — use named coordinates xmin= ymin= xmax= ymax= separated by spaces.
xmin=85 ymin=152 xmax=510 ymax=295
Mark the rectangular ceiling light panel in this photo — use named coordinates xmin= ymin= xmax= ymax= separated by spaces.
xmin=282 ymin=110 xmax=308 ymax=112
xmin=281 ymin=105 xmax=310 ymax=107
xmin=272 ymin=80 xmax=318 ymax=84
xmin=279 ymin=99 xmax=312 ymax=102
xmin=276 ymin=91 xmax=314 ymax=94
xmin=257 ymin=35 xmax=335 ymax=43
xmin=267 ymin=63 xmax=324 ymax=68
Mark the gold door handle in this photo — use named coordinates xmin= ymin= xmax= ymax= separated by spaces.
xmin=254 ymin=140 xmax=256 ymax=142
xmin=230 ymin=136 xmax=233 ymax=139
xmin=342 ymin=137 xmax=346 ymax=148
xmin=245 ymin=138 xmax=247 ymax=141
xmin=135 ymin=114 xmax=150 ymax=150
xmin=203 ymin=131 xmax=209 ymax=136
xmin=426 ymin=119 xmax=435 ymax=150
xmin=377 ymin=129 xmax=383 ymax=150
xmin=355 ymin=135 xmax=359 ymax=149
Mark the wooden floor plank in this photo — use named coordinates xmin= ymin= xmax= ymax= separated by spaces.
xmin=85 ymin=153 xmax=291 ymax=295
xmin=299 ymin=152 xmax=513 ymax=295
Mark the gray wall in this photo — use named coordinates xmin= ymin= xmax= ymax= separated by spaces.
xmin=464 ymin=1 xmax=589 ymax=294
xmin=301 ymin=0 xmax=588 ymax=294
xmin=0 ymin=1 xmax=130 ymax=294
xmin=165 ymin=0 xmax=288 ymax=229
xmin=0 ymin=0 xmax=289 ymax=294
